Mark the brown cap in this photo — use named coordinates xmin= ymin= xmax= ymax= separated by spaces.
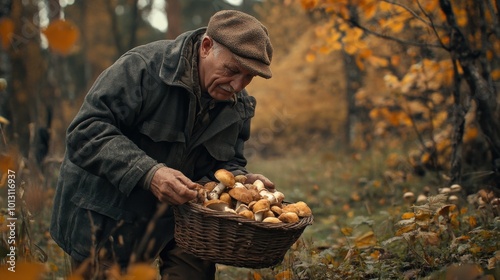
xmin=207 ymin=10 xmax=273 ymax=79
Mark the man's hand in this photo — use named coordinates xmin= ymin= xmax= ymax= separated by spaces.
xmin=245 ymin=173 xmax=275 ymax=191
xmin=150 ymin=167 xmax=198 ymax=204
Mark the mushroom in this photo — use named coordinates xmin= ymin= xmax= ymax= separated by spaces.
xmin=263 ymin=210 xmax=275 ymax=219
xmin=294 ymin=201 xmax=312 ymax=217
xmin=234 ymin=182 xmax=246 ymax=189
xmin=238 ymin=209 xmax=255 ymax=220
xmin=208 ymin=169 xmax=235 ymax=200
xmin=253 ymin=179 xmax=266 ymax=192
xmin=260 ymin=190 xmax=278 ymax=205
xmin=278 ymin=212 xmax=299 ymax=223
xmin=448 ymin=195 xmax=459 ymax=204
xmin=251 ymin=199 xmax=271 ymax=222
xmin=234 ymin=174 xmax=248 ymax=184
xmin=281 ymin=204 xmax=299 ymax=215
xmin=439 ymin=187 xmax=451 ymax=194
xmin=263 ymin=217 xmax=282 ymax=223
xmin=204 ymin=181 xmax=218 ymax=192
xmin=450 ymin=184 xmax=462 ymax=193
xmin=270 ymin=205 xmax=283 ymax=216
xmin=203 ymin=199 xmax=235 ymax=213
xmin=272 ymin=191 xmax=285 ymax=205
xmin=416 ymin=194 xmax=427 ymax=204
xmin=219 ymin=192 xmax=233 ymax=208
xmin=228 ymin=187 xmax=254 ymax=209
xmin=403 ymin=192 xmax=415 ymax=204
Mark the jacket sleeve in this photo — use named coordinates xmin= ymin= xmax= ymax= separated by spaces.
xmin=65 ymin=53 xmax=159 ymax=196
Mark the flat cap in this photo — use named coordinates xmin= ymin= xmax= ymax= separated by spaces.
xmin=207 ymin=10 xmax=273 ymax=79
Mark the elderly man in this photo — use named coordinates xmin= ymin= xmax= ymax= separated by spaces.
xmin=50 ymin=10 xmax=274 ymax=280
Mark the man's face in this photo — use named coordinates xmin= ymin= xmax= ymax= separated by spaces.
xmin=199 ymin=37 xmax=255 ymax=101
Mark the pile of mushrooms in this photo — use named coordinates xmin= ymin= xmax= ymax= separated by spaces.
xmin=193 ymin=169 xmax=312 ymax=223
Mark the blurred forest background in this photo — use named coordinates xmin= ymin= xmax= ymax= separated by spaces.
xmin=1 ymin=0 xmax=500 ymax=279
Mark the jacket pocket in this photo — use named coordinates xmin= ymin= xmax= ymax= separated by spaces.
xmin=70 ymin=169 xmax=136 ymax=223
xmin=138 ymin=119 xmax=185 ymax=143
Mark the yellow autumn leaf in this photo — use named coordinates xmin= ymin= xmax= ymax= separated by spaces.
xmin=378 ymin=1 xmax=392 ymax=12
xmin=254 ymin=271 xmax=263 ymax=280
xmin=306 ymin=53 xmax=316 ymax=63
xmin=355 ymin=55 xmax=365 ymax=71
xmin=422 ymin=0 xmax=438 ymax=12
xmin=401 ymin=212 xmax=415 ymax=219
xmin=390 ymin=55 xmax=401 ymax=67
xmin=421 ymin=152 xmax=431 ymax=164
xmin=341 ymin=227 xmax=353 ymax=236
xmin=395 ymin=223 xmax=416 ymax=236
xmin=367 ymin=56 xmax=388 ymax=68
xmin=344 ymin=43 xmax=358 ymax=55
xmin=300 ymin=0 xmax=318 ymax=10
xmin=370 ymin=250 xmax=381 ymax=260
xmin=491 ymin=69 xmax=500 ymax=80
xmin=415 ymin=210 xmax=432 ymax=221
xmin=454 ymin=7 xmax=468 ymax=27
xmin=354 ymin=231 xmax=377 ymax=248
xmin=469 ymin=216 xmax=477 ymax=228
xmin=275 ymin=270 xmax=292 ymax=280
xmin=436 ymin=204 xmax=455 ymax=217
xmin=0 ymin=17 xmax=14 ymax=50
xmin=388 ymin=19 xmax=404 ymax=33
xmin=469 ymin=245 xmax=482 ymax=254
xmin=363 ymin=2 xmax=377 ymax=20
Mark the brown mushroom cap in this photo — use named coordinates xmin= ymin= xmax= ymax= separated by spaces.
xmin=238 ymin=209 xmax=254 ymax=220
xmin=264 ymin=210 xmax=275 ymax=219
xmin=271 ymin=205 xmax=283 ymax=216
xmin=204 ymin=199 xmax=230 ymax=211
xmin=252 ymin=199 xmax=271 ymax=213
xmin=219 ymin=192 xmax=233 ymax=207
xmin=273 ymin=191 xmax=285 ymax=204
xmin=204 ymin=181 xmax=218 ymax=192
xmin=294 ymin=201 xmax=312 ymax=217
xmin=263 ymin=217 xmax=282 ymax=223
xmin=228 ymin=188 xmax=254 ymax=205
xmin=252 ymin=199 xmax=271 ymax=221
xmin=278 ymin=212 xmax=300 ymax=223
xmin=281 ymin=204 xmax=299 ymax=215
xmin=214 ymin=169 xmax=235 ymax=187
xmin=234 ymin=174 xmax=248 ymax=184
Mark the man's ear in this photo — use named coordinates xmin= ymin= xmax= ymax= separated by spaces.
xmin=200 ymin=37 xmax=213 ymax=58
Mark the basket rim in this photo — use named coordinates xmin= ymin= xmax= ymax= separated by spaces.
xmin=175 ymin=201 xmax=314 ymax=230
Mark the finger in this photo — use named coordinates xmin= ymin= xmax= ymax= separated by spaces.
xmin=171 ymin=180 xmax=197 ymax=200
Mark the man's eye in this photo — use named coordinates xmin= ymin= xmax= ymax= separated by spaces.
xmin=227 ymin=67 xmax=238 ymax=74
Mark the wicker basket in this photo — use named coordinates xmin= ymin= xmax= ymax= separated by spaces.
xmin=173 ymin=201 xmax=314 ymax=269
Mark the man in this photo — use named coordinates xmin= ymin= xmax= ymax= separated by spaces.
xmin=50 ymin=10 xmax=275 ymax=280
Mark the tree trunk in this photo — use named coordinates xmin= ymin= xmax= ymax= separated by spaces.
xmin=166 ymin=0 xmax=183 ymax=39
xmin=342 ymin=51 xmax=362 ymax=148
xmin=440 ymin=0 xmax=500 ymax=186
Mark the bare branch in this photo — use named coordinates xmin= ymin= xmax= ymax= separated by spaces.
xmin=416 ymin=0 xmax=450 ymax=51
xmin=382 ymin=0 xmax=432 ymax=27
xmin=345 ymin=15 xmax=443 ymax=49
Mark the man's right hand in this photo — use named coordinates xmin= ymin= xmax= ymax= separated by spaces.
xmin=149 ymin=167 xmax=198 ymax=204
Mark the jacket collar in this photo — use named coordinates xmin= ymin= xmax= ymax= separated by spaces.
xmin=159 ymin=27 xmax=207 ymax=91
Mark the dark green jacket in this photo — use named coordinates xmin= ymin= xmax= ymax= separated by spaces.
xmin=50 ymin=28 xmax=256 ymax=260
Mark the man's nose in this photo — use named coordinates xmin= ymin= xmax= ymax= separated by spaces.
xmin=229 ymin=75 xmax=247 ymax=92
